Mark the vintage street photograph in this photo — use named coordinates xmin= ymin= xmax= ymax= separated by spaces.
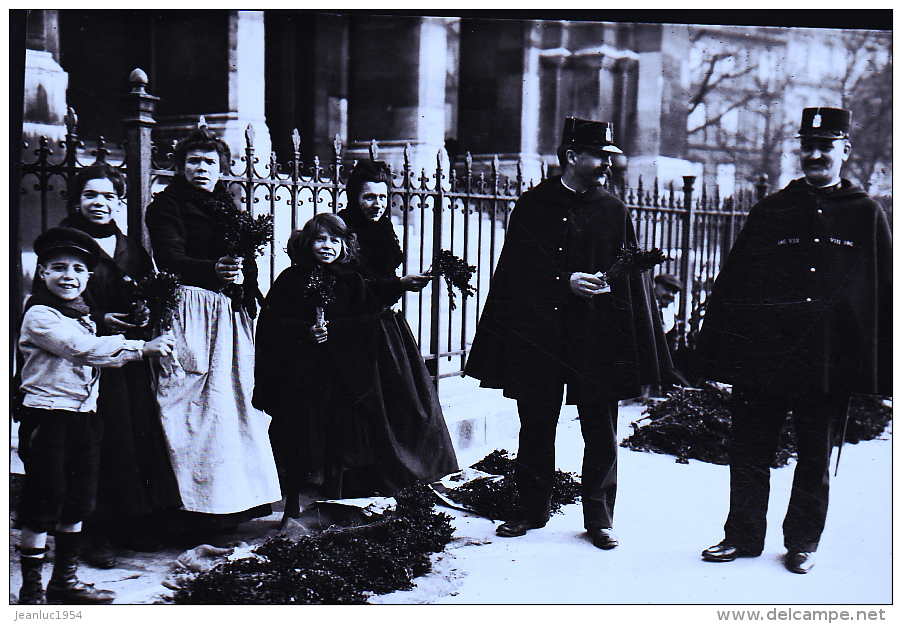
xmin=8 ymin=8 xmax=893 ymax=616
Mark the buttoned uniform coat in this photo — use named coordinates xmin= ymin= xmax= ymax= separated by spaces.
xmin=464 ymin=176 xmax=671 ymax=403
xmin=695 ymin=178 xmax=892 ymax=397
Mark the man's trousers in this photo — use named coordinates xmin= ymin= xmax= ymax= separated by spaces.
xmin=513 ymin=381 xmax=619 ymax=530
xmin=724 ymin=389 xmax=849 ymax=554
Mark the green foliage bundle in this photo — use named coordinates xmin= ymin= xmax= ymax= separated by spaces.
xmin=427 ymin=250 xmax=476 ymax=310
xmin=445 ymin=449 xmax=581 ymax=520
xmin=603 ymin=244 xmax=669 ymax=279
xmin=622 ymin=387 xmax=892 ymax=466
xmin=173 ymin=486 xmax=454 ymax=604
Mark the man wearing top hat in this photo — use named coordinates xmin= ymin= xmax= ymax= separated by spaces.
xmin=465 ymin=117 xmax=671 ymax=549
xmin=696 ymin=107 xmax=892 ymax=573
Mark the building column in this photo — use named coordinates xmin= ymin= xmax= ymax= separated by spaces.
xmin=222 ymin=10 xmax=271 ymax=169
xmin=347 ymin=15 xmax=453 ymax=173
xmin=23 ymin=10 xmax=68 ymax=144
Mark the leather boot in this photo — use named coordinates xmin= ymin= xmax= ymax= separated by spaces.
xmin=46 ymin=532 xmax=116 ymax=605
xmin=18 ymin=551 xmax=46 ymax=605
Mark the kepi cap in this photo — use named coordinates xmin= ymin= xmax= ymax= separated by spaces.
xmin=797 ymin=107 xmax=852 ymax=139
xmin=561 ymin=117 xmax=623 ymax=154
xmin=34 ymin=227 xmax=102 ymax=270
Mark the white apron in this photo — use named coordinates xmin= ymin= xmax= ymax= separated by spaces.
xmin=155 ymin=286 xmax=281 ymax=514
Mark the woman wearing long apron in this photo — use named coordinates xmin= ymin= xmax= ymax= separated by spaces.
xmin=144 ymin=126 xmax=280 ymax=536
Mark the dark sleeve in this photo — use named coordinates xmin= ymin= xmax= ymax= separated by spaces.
xmin=366 ymin=275 xmax=405 ymax=307
xmin=145 ymin=194 xmax=222 ymax=290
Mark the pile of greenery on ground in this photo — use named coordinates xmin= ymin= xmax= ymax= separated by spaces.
xmin=173 ymin=486 xmax=454 ymax=604
xmin=622 ymin=386 xmax=892 ymax=467
xmin=444 ymin=450 xmax=581 ymax=520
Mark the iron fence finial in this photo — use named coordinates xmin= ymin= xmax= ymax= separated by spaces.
xmin=128 ymin=68 xmax=149 ymax=94
xmin=64 ymin=107 xmax=78 ymax=134
xmin=291 ymin=128 xmax=300 ymax=153
xmin=246 ymin=123 xmax=255 ymax=146
xmin=369 ymin=139 xmax=378 ymax=161
xmin=198 ymin=115 xmax=207 ymax=129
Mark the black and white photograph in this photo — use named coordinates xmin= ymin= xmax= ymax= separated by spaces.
xmin=8 ymin=8 xmax=893 ymax=616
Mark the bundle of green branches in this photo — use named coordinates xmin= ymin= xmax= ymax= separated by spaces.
xmin=601 ymin=244 xmax=669 ymax=280
xmin=129 ymin=271 xmax=181 ymax=331
xmin=426 ymin=250 xmax=476 ymax=310
xmin=216 ymin=203 xmax=274 ymax=259
xmin=445 ymin=450 xmax=581 ymax=520
xmin=622 ymin=387 xmax=892 ymax=467
xmin=173 ymin=486 xmax=454 ymax=604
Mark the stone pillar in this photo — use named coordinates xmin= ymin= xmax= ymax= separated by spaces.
xmin=222 ymin=10 xmax=271 ymax=170
xmin=23 ymin=10 xmax=68 ymax=143
xmin=347 ymin=16 xmax=452 ymax=173
xmin=153 ymin=10 xmax=270 ymax=176
xmin=629 ymin=23 xmax=696 ymax=189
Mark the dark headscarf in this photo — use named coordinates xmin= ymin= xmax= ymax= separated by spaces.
xmin=338 ymin=160 xmax=404 ymax=278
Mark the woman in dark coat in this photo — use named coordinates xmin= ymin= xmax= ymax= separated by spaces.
xmin=335 ymin=159 xmax=459 ymax=496
xmin=59 ymin=163 xmax=181 ymax=566
xmin=144 ymin=126 xmax=280 ymax=535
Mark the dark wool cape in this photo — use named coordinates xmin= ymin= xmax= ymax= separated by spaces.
xmin=464 ymin=176 xmax=671 ymax=403
xmin=337 ymin=205 xmax=460 ymax=489
xmin=694 ymin=178 xmax=892 ymax=396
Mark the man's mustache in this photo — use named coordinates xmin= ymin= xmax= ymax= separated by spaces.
xmin=803 ymin=159 xmax=828 ymax=168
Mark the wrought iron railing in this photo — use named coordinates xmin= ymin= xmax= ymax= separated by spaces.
xmin=17 ymin=68 xmax=763 ymax=385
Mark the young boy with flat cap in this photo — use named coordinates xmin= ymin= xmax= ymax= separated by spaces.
xmin=15 ymin=227 xmax=175 ymax=604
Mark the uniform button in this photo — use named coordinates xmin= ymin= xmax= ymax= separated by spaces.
xmin=806 ymin=298 xmax=812 ymax=302
xmin=555 ymin=276 xmax=561 ymax=280
xmin=817 ymin=209 xmax=823 ymax=214
xmin=553 ymin=307 xmax=559 ymax=311
xmin=810 ymin=267 xmax=816 ymax=272
xmin=562 ymin=218 xmax=568 ymax=222
xmin=814 ymin=238 xmax=820 ymax=243
xmin=558 ymin=247 xmax=563 ymax=252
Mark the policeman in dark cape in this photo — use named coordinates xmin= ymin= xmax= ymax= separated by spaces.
xmin=696 ymin=107 xmax=892 ymax=574
xmin=465 ymin=117 xmax=671 ymax=549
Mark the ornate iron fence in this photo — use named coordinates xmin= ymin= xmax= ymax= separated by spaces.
xmin=17 ymin=68 xmax=762 ymax=385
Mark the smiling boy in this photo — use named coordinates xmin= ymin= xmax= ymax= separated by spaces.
xmin=15 ymin=227 xmax=174 ymax=604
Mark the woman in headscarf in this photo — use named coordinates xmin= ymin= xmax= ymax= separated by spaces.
xmin=334 ymin=159 xmax=459 ymax=497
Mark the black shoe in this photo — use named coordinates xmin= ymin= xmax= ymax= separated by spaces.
xmin=588 ymin=528 xmax=618 ymax=550
xmin=46 ymin=532 xmax=116 ymax=605
xmin=496 ymin=518 xmax=547 ymax=538
xmin=18 ymin=554 xmax=46 ymax=605
xmin=702 ymin=540 xmax=760 ymax=562
xmin=82 ymin=543 xmax=117 ymax=569
xmin=784 ymin=551 xmax=815 ymax=574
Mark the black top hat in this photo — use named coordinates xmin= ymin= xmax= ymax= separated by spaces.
xmin=561 ymin=117 xmax=623 ymax=154
xmin=797 ymin=107 xmax=852 ymax=139
xmin=34 ymin=227 xmax=102 ymax=270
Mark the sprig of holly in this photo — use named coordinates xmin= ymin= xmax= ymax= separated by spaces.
xmin=128 ymin=271 xmax=182 ymax=331
xmin=426 ymin=250 xmax=476 ymax=310
xmin=603 ymin=244 xmax=669 ymax=279
xmin=215 ymin=203 xmax=274 ymax=259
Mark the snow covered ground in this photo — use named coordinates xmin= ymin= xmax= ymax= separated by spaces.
xmin=7 ymin=393 xmax=894 ymax=617
xmin=373 ymin=403 xmax=893 ymax=606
